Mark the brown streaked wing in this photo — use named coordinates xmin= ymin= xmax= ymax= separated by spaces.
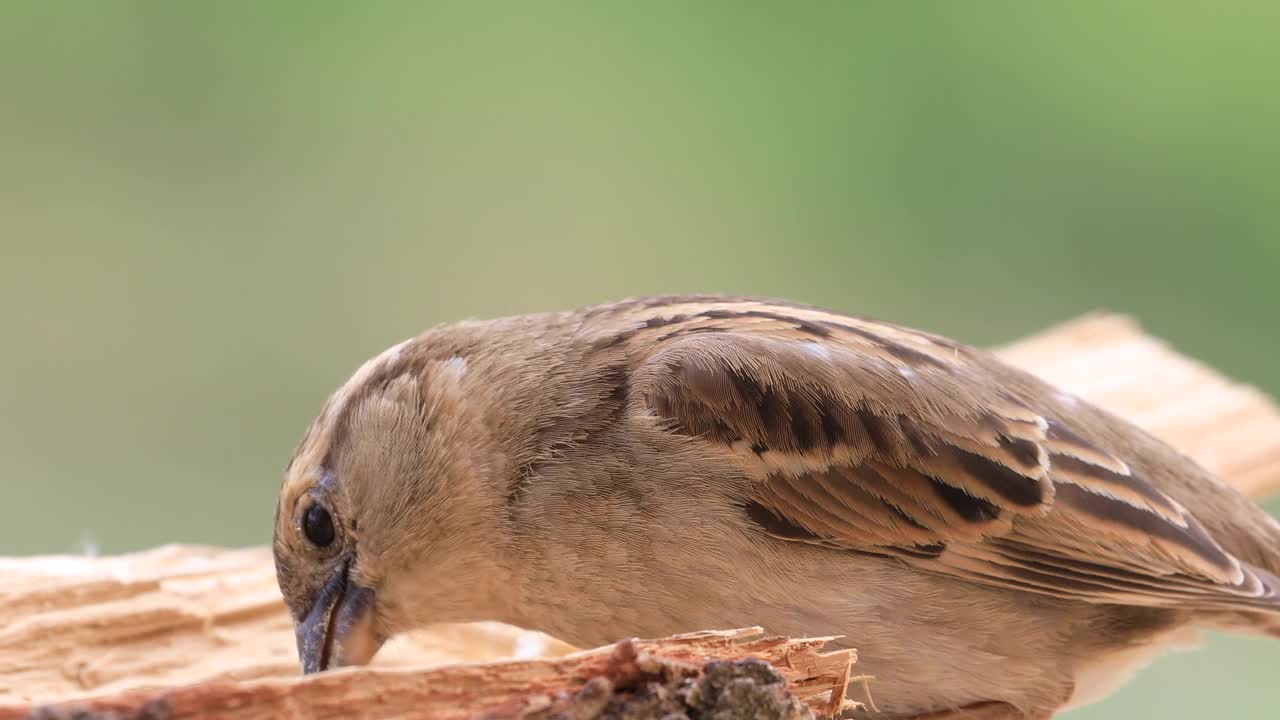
xmin=622 ymin=309 xmax=1277 ymax=611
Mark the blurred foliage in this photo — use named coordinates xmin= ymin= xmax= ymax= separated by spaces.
xmin=1 ymin=3 xmax=1277 ymax=718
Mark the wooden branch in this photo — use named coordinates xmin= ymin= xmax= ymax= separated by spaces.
xmin=4 ymin=312 xmax=1278 ymax=720
xmin=15 ymin=629 xmax=854 ymax=720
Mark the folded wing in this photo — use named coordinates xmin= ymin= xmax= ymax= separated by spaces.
xmin=621 ymin=306 xmax=1280 ymax=611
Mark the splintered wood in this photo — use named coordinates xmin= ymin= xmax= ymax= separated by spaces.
xmin=11 ymin=629 xmax=854 ymax=720
xmin=2 ymin=313 xmax=1278 ymax=719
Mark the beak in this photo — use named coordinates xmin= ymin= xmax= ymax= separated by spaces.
xmin=294 ymin=559 xmax=382 ymax=674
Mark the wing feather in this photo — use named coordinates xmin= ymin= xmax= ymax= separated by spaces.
xmin=616 ymin=300 xmax=1280 ymax=612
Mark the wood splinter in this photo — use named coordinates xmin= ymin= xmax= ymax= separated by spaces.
xmin=15 ymin=628 xmax=856 ymax=720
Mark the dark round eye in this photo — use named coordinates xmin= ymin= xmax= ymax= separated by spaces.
xmin=303 ymin=504 xmax=336 ymax=548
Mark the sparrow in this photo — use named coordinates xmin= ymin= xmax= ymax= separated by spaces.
xmin=272 ymin=296 xmax=1280 ymax=719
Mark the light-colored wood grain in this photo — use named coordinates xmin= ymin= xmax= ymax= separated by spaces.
xmin=0 ymin=545 xmax=576 ymax=708
xmin=3 ymin=312 xmax=1277 ymax=719
xmin=10 ymin=629 xmax=854 ymax=720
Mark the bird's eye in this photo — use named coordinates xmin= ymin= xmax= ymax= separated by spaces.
xmin=303 ymin=504 xmax=336 ymax=548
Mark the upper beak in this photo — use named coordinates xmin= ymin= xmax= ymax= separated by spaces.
xmin=294 ymin=559 xmax=382 ymax=674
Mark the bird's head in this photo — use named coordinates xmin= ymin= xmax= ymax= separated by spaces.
xmin=272 ymin=336 xmax=518 ymax=674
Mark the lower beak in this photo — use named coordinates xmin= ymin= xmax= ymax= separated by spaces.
xmin=294 ymin=560 xmax=382 ymax=674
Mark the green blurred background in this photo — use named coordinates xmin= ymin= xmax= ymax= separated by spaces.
xmin=2 ymin=3 xmax=1277 ymax=717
